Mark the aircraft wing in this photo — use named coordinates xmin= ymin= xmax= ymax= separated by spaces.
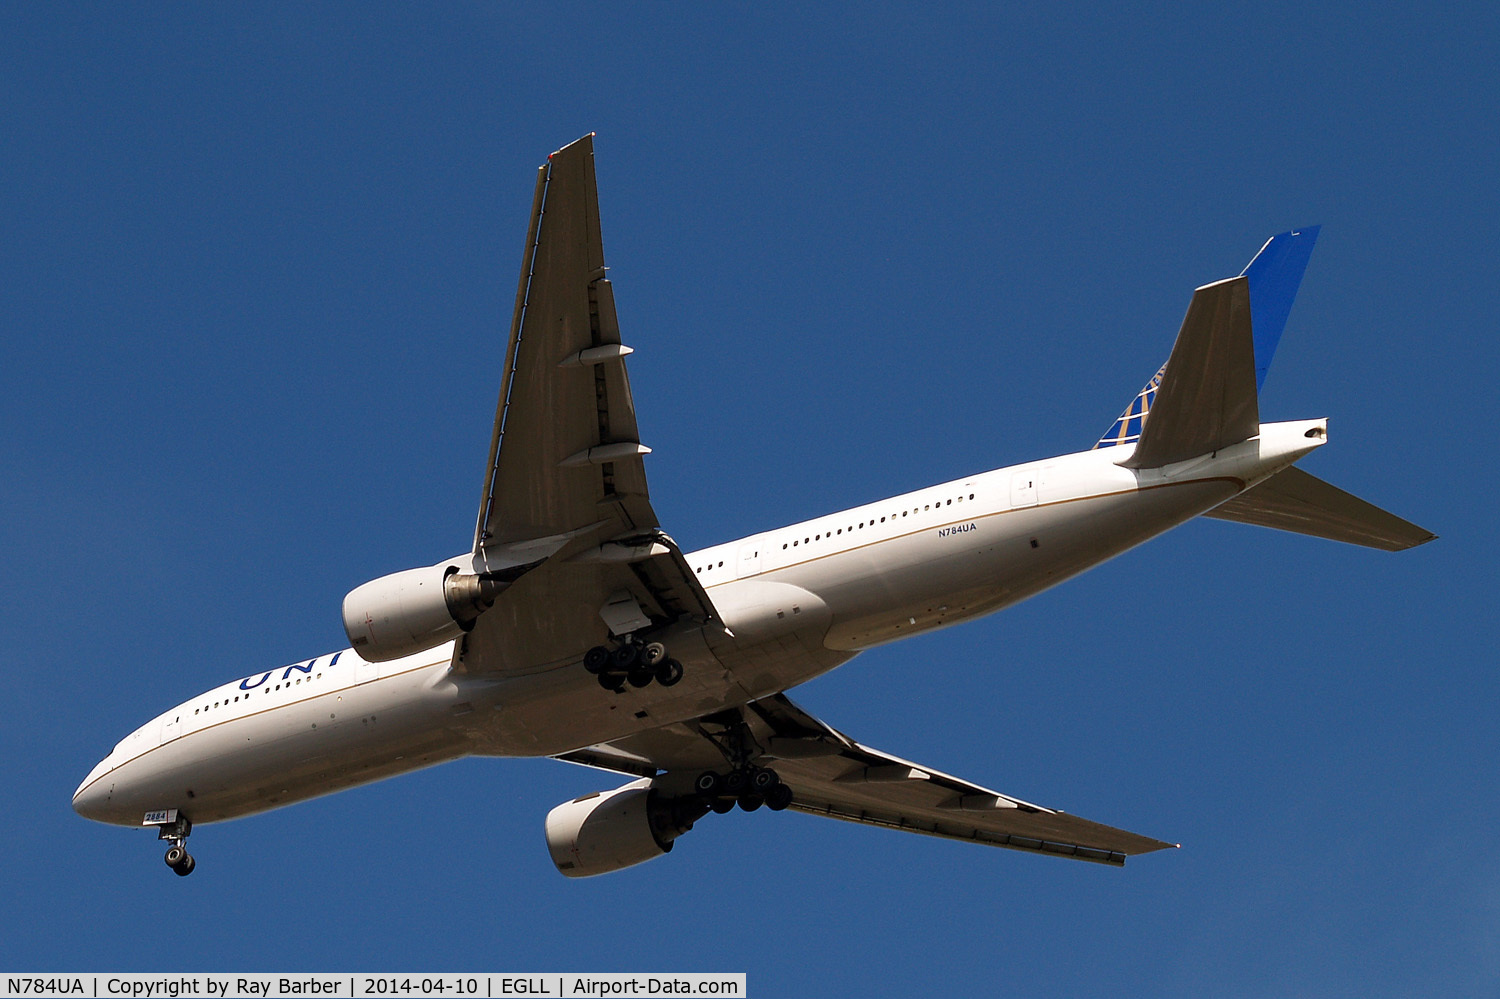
xmin=555 ymin=693 xmax=1177 ymax=866
xmin=460 ymin=135 xmax=716 ymax=674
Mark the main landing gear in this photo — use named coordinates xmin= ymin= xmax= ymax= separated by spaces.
xmin=583 ymin=640 xmax=684 ymax=693
xmin=693 ymin=766 xmax=794 ymax=814
xmin=157 ymin=814 xmax=196 ymax=877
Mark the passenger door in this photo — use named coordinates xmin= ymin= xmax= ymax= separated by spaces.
xmin=1010 ymin=470 xmax=1038 ymax=508
xmin=737 ymin=540 xmax=763 ymax=578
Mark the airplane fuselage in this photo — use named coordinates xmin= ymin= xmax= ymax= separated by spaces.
xmin=72 ymin=419 xmax=1325 ymax=828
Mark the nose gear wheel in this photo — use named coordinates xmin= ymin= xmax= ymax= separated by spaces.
xmin=156 ymin=815 xmax=197 ymax=876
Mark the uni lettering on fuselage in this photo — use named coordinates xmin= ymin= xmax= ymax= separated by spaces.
xmin=239 ymin=652 xmax=342 ymax=691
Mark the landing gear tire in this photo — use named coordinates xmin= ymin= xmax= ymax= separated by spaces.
xmin=724 ymin=770 xmax=748 ymax=795
xmin=694 ymin=771 xmax=723 ymax=796
xmin=738 ymin=794 xmax=764 ymax=812
xmin=583 ymin=646 xmax=611 ymax=674
xmin=164 ymin=845 xmax=195 ymax=876
xmin=609 ymin=644 xmax=641 ymax=671
xmin=766 ymin=783 xmax=794 ymax=811
xmin=710 ymin=797 xmax=736 ymax=814
xmin=654 ymin=658 xmax=684 ymax=687
xmin=596 ymin=672 xmax=625 ymax=693
xmin=588 ymin=640 xmax=684 ymax=691
xmin=749 ymin=767 xmax=780 ymax=793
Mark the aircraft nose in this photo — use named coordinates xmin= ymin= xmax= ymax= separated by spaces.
xmin=72 ymin=758 xmax=115 ymax=823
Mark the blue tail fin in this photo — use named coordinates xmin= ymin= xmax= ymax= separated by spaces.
xmin=1094 ymin=226 xmax=1320 ymax=451
xmin=1241 ymin=226 xmax=1320 ymax=390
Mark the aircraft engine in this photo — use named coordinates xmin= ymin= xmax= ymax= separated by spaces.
xmin=544 ymin=780 xmax=709 ymax=878
xmin=342 ymin=558 xmax=511 ymax=662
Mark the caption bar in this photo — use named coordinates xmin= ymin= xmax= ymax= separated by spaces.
xmin=3 ymin=978 xmax=744 ymax=999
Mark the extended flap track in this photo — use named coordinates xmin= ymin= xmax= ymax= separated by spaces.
xmin=589 ymin=277 xmax=618 ymax=501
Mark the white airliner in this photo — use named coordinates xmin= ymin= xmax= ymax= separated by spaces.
xmin=73 ymin=135 xmax=1434 ymax=878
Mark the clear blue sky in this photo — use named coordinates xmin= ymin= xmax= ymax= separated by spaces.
xmin=3 ymin=3 xmax=1495 ymax=995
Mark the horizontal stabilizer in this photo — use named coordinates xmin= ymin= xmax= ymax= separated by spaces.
xmin=1205 ymin=466 xmax=1436 ymax=551
xmin=1123 ymin=275 xmax=1258 ymax=469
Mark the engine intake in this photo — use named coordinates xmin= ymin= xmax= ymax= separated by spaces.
xmin=545 ymin=780 xmax=707 ymax=878
xmin=342 ymin=557 xmax=518 ymax=662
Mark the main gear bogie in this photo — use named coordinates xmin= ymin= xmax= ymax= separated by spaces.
xmin=583 ymin=638 xmax=684 ymax=693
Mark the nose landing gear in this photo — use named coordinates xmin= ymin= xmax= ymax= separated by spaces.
xmin=164 ymin=844 xmax=195 ymax=876
xmin=153 ymin=813 xmax=196 ymax=876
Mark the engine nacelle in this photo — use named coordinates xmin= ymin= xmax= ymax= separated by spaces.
xmin=342 ymin=557 xmax=511 ymax=662
xmin=544 ymin=780 xmax=707 ymax=878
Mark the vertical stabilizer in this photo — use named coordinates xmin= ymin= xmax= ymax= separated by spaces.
xmin=1121 ymin=275 xmax=1258 ymax=469
xmin=1241 ymin=226 xmax=1320 ymax=390
xmin=1095 ymin=227 xmax=1319 ymax=451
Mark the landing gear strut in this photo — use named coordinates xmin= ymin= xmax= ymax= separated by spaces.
xmin=691 ymin=708 xmax=795 ymax=814
xmin=157 ymin=815 xmax=196 ymax=876
xmin=583 ymin=639 xmax=684 ymax=693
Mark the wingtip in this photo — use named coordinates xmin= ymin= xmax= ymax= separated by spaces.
xmin=549 ymin=133 xmax=597 ymax=158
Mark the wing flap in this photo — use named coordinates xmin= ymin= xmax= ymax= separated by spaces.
xmin=787 ymin=795 xmax=1158 ymax=866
